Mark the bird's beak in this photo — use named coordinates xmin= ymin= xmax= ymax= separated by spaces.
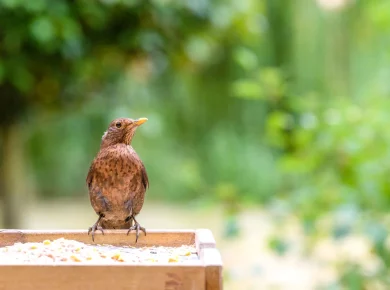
xmin=135 ymin=118 xmax=148 ymax=126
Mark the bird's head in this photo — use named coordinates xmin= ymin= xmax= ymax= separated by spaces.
xmin=100 ymin=117 xmax=148 ymax=148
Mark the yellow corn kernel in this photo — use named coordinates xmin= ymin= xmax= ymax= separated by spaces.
xmin=30 ymin=245 xmax=38 ymax=250
xmin=70 ymin=255 xmax=81 ymax=262
xmin=111 ymin=253 xmax=124 ymax=262
xmin=111 ymin=252 xmax=120 ymax=259
xmin=177 ymin=250 xmax=191 ymax=256
xmin=43 ymin=240 xmax=51 ymax=245
xmin=168 ymin=256 xmax=179 ymax=263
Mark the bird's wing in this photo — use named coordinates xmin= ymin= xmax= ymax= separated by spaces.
xmin=141 ymin=163 xmax=149 ymax=190
xmin=86 ymin=157 xmax=110 ymax=214
xmin=86 ymin=162 xmax=95 ymax=190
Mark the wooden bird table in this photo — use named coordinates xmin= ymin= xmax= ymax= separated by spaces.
xmin=0 ymin=229 xmax=223 ymax=290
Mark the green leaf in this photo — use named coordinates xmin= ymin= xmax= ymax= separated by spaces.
xmin=30 ymin=16 xmax=55 ymax=43
xmin=268 ymin=236 xmax=289 ymax=255
xmin=11 ymin=66 xmax=34 ymax=93
xmin=24 ymin=0 xmax=47 ymax=12
xmin=233 ymin=47 xmax=258 ymax=71
xmin=185 ymin=36 xmax=214 ymax=64
xmin=0 ymin=0 xmax=20 ymax=9
xmin=232 ymin=80 xmax=263 ymax=99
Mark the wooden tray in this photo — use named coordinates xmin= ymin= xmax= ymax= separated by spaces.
xmin=0 ymin=229 xmax=223 ymax=290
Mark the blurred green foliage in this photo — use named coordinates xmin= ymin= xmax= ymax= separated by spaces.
xmin=1 ymin=0 xmax=390 ymax=287
xmin=1 ymin=0 xmax=276 ymax=203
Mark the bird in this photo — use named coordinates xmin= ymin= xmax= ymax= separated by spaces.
xmin=86 ymin=117 xmax=149 ymax=242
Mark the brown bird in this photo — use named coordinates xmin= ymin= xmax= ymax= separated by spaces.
xmin=86 ymin=117 xmax=149 ymax=242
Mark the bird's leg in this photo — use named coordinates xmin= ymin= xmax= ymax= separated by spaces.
xmin=88 ymin=214 xmax=105 ymax=242
xmin=127 ymin=215 xmax=146 ymax=243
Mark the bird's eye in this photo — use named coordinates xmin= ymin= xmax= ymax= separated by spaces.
xmin=115 ymin=122 xmax=122 ymax=128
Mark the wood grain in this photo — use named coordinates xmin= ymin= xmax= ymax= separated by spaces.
xmin=196 ymin=229 xmax=223 ymax=290
xmin=0 ymin=229 xmax=196 ymax=247
xmin=201 ymin=248 xmax=223 ymax=290
xmin=0 ymin=265 xmax=204 ymax=290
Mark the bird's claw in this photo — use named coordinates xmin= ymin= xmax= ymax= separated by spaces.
xmin=88 ymin=224 xmax=104 ymax=242
xmin=127 ymin=219 xmax=146 ymax=243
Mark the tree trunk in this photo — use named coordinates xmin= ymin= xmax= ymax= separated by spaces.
xmin=0 ymin=123 xmax=28 ymax=228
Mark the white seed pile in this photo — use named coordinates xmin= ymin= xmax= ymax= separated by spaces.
xmin=0 ymin=238 xmax=199 ymax=264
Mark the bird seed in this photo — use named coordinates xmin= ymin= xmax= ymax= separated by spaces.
xmin=0 ymin=238 xmax=199 ymax=264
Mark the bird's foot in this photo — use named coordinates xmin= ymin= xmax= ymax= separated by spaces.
xmin=127 ymin=216 xmax=146 ymax=243
xmin=88 ymin=224 xmax=104 ymax=242
xmin=88 ymin=215 xmax=104 ymax=242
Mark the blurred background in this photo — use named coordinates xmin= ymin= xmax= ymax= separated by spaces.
xmin=1 ymin=0 xmax=390 ymax=289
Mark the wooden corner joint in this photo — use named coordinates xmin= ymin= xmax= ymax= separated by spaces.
xmin=195 ymin=229 xmax=223 ymax=266
xmin=202 ymin=248 xmax=223 ymax=290
xmin=195 ymin=229 xmax=216 ymax=252
xmin=195 ymin=229 xmax=223 ymax=290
